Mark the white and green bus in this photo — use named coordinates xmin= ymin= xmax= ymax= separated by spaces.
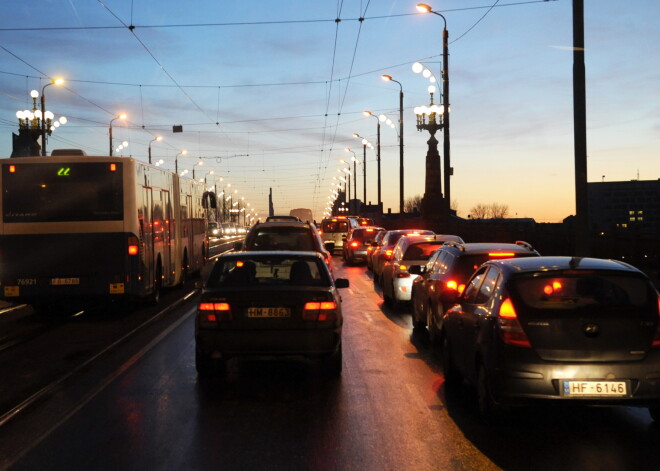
xmin=0 ymin=153 xmax=208 ymax=311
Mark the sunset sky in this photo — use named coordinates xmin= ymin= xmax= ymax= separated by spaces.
xmin=1 ymin=0 xmax=658 ymax=222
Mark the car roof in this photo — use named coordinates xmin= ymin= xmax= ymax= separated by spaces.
xmin=400 ymin=234 xmax=463 ymax=244
xmin=442 ymin=242 xmax=538 ymax=255
xmin=490 ymin=256 xmax=643 ymax=275
xmin=222 ymin=250 xmax=324 ymax=260
xmin=251 ymin=221 xmax=313 ymax=229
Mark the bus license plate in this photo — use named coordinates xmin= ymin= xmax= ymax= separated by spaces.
xmin=246 ymin=307 xmax=290 ymax=318
xmin=109 ymin=283 xmax=125 ymax=294
xmin=51 ymin=278 xmax=80 ymax=286
xmin=561 ymin=380 xmax=628 ymax=397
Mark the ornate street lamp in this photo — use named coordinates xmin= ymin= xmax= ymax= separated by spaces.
xmin=109 ymin=113 xmax=127 ymax=156
xmin=148 ymin=136 xmax=163 ymax=164
xmin=417 ymin=3 xmax=451 ymax=214
xmin=414 ymin=85 xmax=445 ymax=223
xmin=14 ymin=89 xmax=66 ymax=157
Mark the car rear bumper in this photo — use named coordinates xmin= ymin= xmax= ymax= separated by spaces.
xmin=489 ymin=357 xmax=660 ymax=407
xmin=196 ymin=328 xmax=341 ymax=359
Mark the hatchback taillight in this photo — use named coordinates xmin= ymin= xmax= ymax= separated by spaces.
xmin=303 ymin=301 xmax=338 ymax=321
xmin=497 ymin=298 xmax=531 ymax=347
xmin=350 ymin=241 xmax=360 ymax=248
xmin=198 ymin=302 xmax=232 ymax=321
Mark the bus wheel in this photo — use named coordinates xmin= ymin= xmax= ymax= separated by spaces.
xmin=181 ymin=253 xmax=189 ymax=286
xmin=147 ymin=263 xmax=162 ymax=305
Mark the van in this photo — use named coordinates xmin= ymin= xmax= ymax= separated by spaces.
xmin=318 ymin=217 xmax=358 ymax=254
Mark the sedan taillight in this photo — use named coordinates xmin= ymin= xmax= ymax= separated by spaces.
xmin=198 ymin=302 xmax=232 ymax=321
xmin=303 ymin=301 xmax=338 ymax=321
xmin=497 ymin=298 xmax=531 ymax=347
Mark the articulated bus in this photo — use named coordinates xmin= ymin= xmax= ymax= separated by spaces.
xmin=0 ymin=154 xmax=208 ymax=311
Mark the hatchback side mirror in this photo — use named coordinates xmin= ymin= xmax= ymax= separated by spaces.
xmin=335 ymin=278 xmax=350 ymax=289
xmin=440 ymin=288 xmax=460 ymax=305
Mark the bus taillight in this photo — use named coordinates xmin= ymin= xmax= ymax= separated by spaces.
xmin=110 ymin=164 xmax=117 ymax=172
xmin=128 ymin=236 xmax=139 ymax=256
xmin=9 ymin=165 xmax=16 ymax=173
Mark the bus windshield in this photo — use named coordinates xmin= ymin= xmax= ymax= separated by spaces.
xmin=2 ymin=162 xmax=124 ymax=222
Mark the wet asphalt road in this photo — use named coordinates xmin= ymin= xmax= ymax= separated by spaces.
xmin=1 ymin=252 xmax=659 ymax=471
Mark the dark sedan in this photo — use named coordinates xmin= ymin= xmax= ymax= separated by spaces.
xmin=441 ymin=256 xmax=660 ymax=422
xmin=195 ymin=251 xmax=349 ymax=378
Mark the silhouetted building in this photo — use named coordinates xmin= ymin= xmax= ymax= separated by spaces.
xmin=588 ymin=179 xmax=660 ymax=233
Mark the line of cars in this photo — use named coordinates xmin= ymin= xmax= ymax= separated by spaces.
xmin=207 ymin=221 xmax=246 ymax=239
xmin=195 ymin=218 xmax=348 ymax=378
xmin=345 ymin=224 xmax=660 ymax=423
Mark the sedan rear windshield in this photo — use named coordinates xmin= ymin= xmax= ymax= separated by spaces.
xmin=207 ymin=256 xmax=330 ymax=287
xmin=510 ymin=272 xmax=657 ymax=315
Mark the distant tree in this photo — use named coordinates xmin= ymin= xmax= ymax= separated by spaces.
xmin=469 ymin=202 xmax=510 ymax=219
xmin=489 ymin=203 xmax=509 ymax=219
xmin=404 ymin=194 xmax=423 ymax=213
xmin=469 ymin=203 xmax=489 ymax=219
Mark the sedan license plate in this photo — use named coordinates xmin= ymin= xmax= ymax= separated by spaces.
xmin=246 ymin=307 xmax=290 ymax=318
xmin=561 ymin=380 xmax=628 ymax=397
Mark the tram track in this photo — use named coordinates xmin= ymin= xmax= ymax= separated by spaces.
xmin=0 ymin=288 xmax=199 ymax=429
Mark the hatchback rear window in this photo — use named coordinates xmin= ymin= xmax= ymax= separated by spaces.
xmin=403 ymin=242 xmax=445 ymax=260
xmin=455 ymin=253 xmax=535 ymax=281
xmin=510 ymin=273 xmax=656 ymax=314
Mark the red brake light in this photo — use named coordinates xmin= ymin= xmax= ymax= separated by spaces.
xmin=488 ymin=252 xmax=515 ymax=258
xmin=198 ymin=302 xmax=232 ymax=321
xmin=350 ymin=241 xmax=359 ymax=248
xmin=110 ymin=163 xmax=117 ymax=172
xmin=497 ymin=298 xmax=531 ymax=347
xmin=446 ymin=280 xmax=458 ymax=290
xmin=385 ymin=249 xmax=393 ymax=259
xmin=303 ymin=301 xmax=338 ymax=321
xmin=9 ymin=165 xmax=16 ymax=173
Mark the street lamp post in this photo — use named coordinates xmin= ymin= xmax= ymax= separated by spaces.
xmin=148 ymin=136 xmax=163 ymax=164
xmin=363 ymin=110 xmax=381 ymax=209
xmin=175 ymin=149 xmax=187 ymax=174
xmin=344 ymin=148 xmax=358 ymax=210
xmin=381 ymin=75 xmax=405 ymax=215
xmin=109 ymin=113 xmax=127 ymax=156
xmin=417 ymin=3 xmax=451 ymax=214
xmin=353 ymin=133 xmax=373 ymax=204
xmin=39 ymin=78 xmax=64 ymax=156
